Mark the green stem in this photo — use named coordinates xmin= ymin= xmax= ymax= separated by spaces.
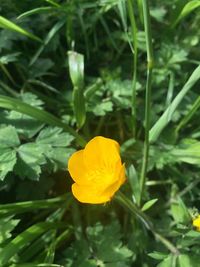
xmin=139 ymin=0 xmax=154 ymax=203
xmin=175 ymin=95 xmax=200 ymax=135
xmin=115 ymin=192 xmax=179 ymax=255
xmin=127 ymin=0 xmax=137 ymax=137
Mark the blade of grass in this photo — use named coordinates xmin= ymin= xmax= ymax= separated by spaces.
xmin=176 ymin=95 xmax=200 ymax=135
xmin=139 ymin=0 xmax=154 ymax=204
xmin=0 ymin=222 xmax=65 ymax=266
xmin=30 ymin=19 xmax=66 ymax=66
xmin=0 ymin=95 xmax=86 ymax=146
xmin=149 ymin=65 xmax=200 ymax=143
xmin=171 ymin=0 xmax=200 ymax=27
xmin=0 ymin=16 xmax=41 ymax=42
xmin=0 ymin=194 xmax=71 ymax=217
xmin=17 ymin=7 xmax=56 ymax=20
xmin=127 ymin=0 xmax=138 ymax=137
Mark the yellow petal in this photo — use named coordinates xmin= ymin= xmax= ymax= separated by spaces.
xmin=83 ymin=136 xmax=120 ymax=170
xmin=72 ymin=183 xmax=111 ymax=204
xmin=193 ymin=215 xmax=200 ymax=231
xmin=103 ymin=164 xmax=126 ymax=197
xmin=68 ymin=150 xmax=90 ymax=185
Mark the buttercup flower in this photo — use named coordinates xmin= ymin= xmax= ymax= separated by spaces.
xmin=193 ymin=215 xmax=200 ymax=231
xmin=68 ymin=136 xmax=126 ymax=204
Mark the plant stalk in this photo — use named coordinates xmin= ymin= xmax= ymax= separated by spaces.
xmin=127 ymin=0 xmax=138 ymax=137
xmin=139 ymin=0 xmax=154 ymax=203
xmin=115 ymin=192 xmax=179 ymax=255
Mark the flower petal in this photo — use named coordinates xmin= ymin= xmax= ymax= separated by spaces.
xmin=103 ymin=164 xmax=126 ymax=197
xmin=72 ymin=183 xmax=111 ymax=204
xmin=83 ymin=136 xmax=120 ymax=170
xmin=68 ymin=150 xmax=89 ymax=185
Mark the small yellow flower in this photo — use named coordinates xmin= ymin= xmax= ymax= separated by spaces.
xmin=193 ymin=215 xmax=200 ymax=231
xmin=68 ymin=136 xmax=126 ymax=204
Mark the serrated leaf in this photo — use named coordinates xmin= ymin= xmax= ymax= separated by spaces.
xmin=46 ymin=147 xmax=75 ymax=170
xmin=0 ymin=148 xmax=17 ymax=181
xmin=0 ymin=93 xmax=44 ymax=138
xmin=36 ymin=127 xmax=74 ymax=147
xmin=0 ymin=216 xmax=20 ymax=244
xmin=0 ymin=126 xmax=19 ymax=180
xmin=63 ymin=222 xmax=133 ymax=266
xmin=0 ymin=125 xmax=20 ymax=148
xmin=141 ymin=198 xmax=158 ymax=212
xmin=93 ymin=101 xmax=113 ymax=116
xmin=15 ymin=143 xmax=46 ymax=180
xmin=87 ymin=222 xmax=133 ymax=263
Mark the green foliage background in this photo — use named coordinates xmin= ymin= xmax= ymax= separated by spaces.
xmin=0 ymin=0 xmax=200 ymax=266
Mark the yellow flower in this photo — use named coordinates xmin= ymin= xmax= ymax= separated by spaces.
xmin=68 ymin=136 xmax=126 ymax=204
xmin=193 ymin=215 xmax=200 ymax=231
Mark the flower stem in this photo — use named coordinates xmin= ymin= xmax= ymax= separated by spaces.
xmin=115 ymin=192 xmax=179 ymax=255
xmin=127 ymin=0 xmax=137 ymax=137
xmin=139 ymin=0 xmax=154 ymax=203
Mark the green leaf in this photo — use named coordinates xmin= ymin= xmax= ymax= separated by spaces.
xmin=0 ymin=222 xmax=62 ymax=266
xmin=87 ymin=222 xmax=133 ymax=263
xmin=171 ymin=197 xmax=191 ymax=224
xmin=36 ymin=127 xmax=75 ymax=170
xmin=0 ymin=216 xmax=20 ymax=244
xmin=30 ymin=19 xmax=65 ymax=66
xmin=63 ymin=222 xmax=133 ymax=266
xmin=150 ymin=65 xmax=200 ymax=143
xmin=15 ymin=143 xmax=46 ymax=180
xmin=36 ymin=127 xmax=74 ymax=147
xmin=172 ymin=1 xmax=200 ymax=27
xmin=1 ymin=93 xmax=44 ymax=138
xmin=141 ymin=198 xmax=158 ymax=212
xmin=0 ymin=94 xmax=86 ymax=147
xmin=68 ymin=51 xmax=86 ymax=128
xmin=178 ymin=254 xmax=196 ymax=267
xmin=0 ymin=52 xmax=21 ymax=64
xmin=68 ymin=51 xmax=84 ymax=89
xmin=17 ymin=7 xmax=55 ymax=19
xmin=0 ymin=125 xmax=20 ymax=148
xmin=127 ymin=164 xmax=141 ymax=205
xmin=0 ymin=148 xmax=17 ymax=181
xmin=0 ymin=126 xmax=20 ymax=180
xmin=171 ymin=139 xmax=200 ymax=165
xmin=156 ymin=255 xmax=174 ymax=267
xmin=0 ymin=194 xmax=69 ymax=217
xmin=148 ymin=251 xmax=168 ymax=260
xmin=0 ymin=16 xmax=41 ymax=42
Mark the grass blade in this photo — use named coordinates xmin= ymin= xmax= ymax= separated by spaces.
xmin=171 ymin=0 xmax=200 ymax=27
xmin=0 ymin=222 xmax=64 ymax=266
xmin=0 ymin=95 xmax=86 ymax=146
xmin=0 ymin=16 xmax=41 ymax=42
xmin=17 ymin=7 xmax=55 ymax=20
xmin=150 ymin=65 xmax=200 ymax=143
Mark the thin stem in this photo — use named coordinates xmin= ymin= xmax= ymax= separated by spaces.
xmin=115 ymin=192 xmax=179 ymax=255
xmin=139 ymin=0 xmax=154 ymax=203
xmin=127 ymin=0 xmax=137 ymax=137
